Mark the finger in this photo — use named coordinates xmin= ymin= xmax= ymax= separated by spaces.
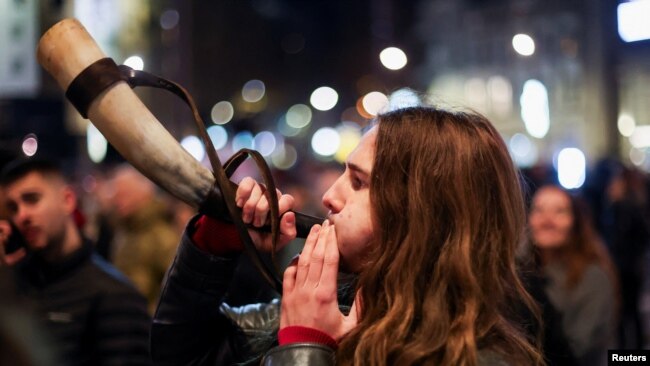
xmin=0 ymin=221 xmax=11 ymax=245
xmin=281 ymin=263 xmax=298 ymax=329
xmin=0 ymin=222 xmax=21 ymax=267
xmin=306 ymin=221 xmax=330 ymax=286
xmin=277 ymin=193 xmax=295 ymax=215
xmin=4 ymin=248 xmax=26 ymax=266
xmin=319 ymin=224 xmax=340 ymax=292
xmin=278 ymin=212 xmax=297 ymax=248
xmin=235 ymin=177 xmax=256 ymax=207
xmin=283 ymin=261 xmax=298 ymax=294
xmin=241 ymin=183 xmax=264 ymax=224
xmin=296 ymin=224 xmax=320 ymax=287
xmin=253 ymin=195 xmax=269 ymax=227
xmin=255 ymin=189 xmax=287 ymax=227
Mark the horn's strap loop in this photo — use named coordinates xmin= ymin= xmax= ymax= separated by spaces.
xmin=65 ymin=58 xmax=125 ymax=118
xmin=115 ymin=64 xmax=284 ymax=293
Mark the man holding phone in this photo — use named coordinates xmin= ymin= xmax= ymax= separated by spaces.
xmin=0 ymin=158 xmax=151 ymax=365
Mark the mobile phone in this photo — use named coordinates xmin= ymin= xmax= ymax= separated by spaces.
xmin=4 ymin=222 xmax=27 ymax=254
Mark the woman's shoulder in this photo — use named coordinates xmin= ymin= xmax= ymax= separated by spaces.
xmin=582 ymin=262 xmax=609 ymax=282
xmin=576 ymin=262 xmax=614 ymax=298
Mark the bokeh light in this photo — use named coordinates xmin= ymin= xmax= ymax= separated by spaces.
xmin=557 ymin=148 xmax=586 ymax=189
xmin=253 ymin=131 xmax=277 ymax=157
xmin=334 ymin=123 xmax=362 ymax=163
xmin=311 ymin=127 xmax=340 ymax=156
xmin=618 ymin=114 xmax=636 ymax=137
xmin=124 ymin=55 xmax=144 ymax=71
xmin=211 ymin=101 xmax=234 ymax=125
xmin=379 ymin=47 xmax=408 ymax=70
xmin=512 ymin=34 xmax=535 ymax=56
xmin=310 ymin=86 xmax=338 ymax=111
xmin=242 ymin=80 xmax=266 ymax=103
xmin=362 ymin=91 xmax=389 ymax=116
xmin=286 ymin=104 xmax=312 ymax=128
xmin=509 ymin=133 xmax=538 ymax=167
xmin=278 ymin=115 xmax=302 ymax=137
xmin=618 ymin=0 xmax=650 ymax=42
xmin=180 ymin=135 xmax=205 ymax=162
xmin=271 ymin=144 xmax=298 ymax=170
xmin=207 ymin=125 xmax=228 ymax=150
xmin=464 ymin=78 xmax=487 ymax=111
xmin=630 ymin=147 xmax=646 ymax=167
xmin=630 ymin=126 xmax=650 ymax=148
xmin=22 ymin=134 xmax=38 ymax=157
xmin=388 ymin=88 xmax=420 ymax=110
xmin=160 ymin=9 xmax=180 ymax=30
xmin=520 ymin=79 xmax=550 ymax=138
xmin=87 ymin=124 xmax=108 ymax=163
xmin=232 ymin=131 xmax=254 ymax=150
xmin=487 ymin=76 xmax=513 ymax=115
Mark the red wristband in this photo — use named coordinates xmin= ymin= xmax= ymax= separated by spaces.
xmin=192 ymin=215 xmax=243 ymax=255
xmin=278 ymin=326 xmax=338 ymax=350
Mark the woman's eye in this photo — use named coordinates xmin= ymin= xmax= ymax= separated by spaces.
xmin=352 ymin=177 xmax=365 ymax=189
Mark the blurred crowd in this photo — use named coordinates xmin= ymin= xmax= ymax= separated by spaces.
xmin=0 ymin=155 xmax=649 ymax=365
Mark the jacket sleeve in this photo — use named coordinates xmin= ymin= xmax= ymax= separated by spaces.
xmin=150 ymin=220 xmax=246 ymax=366
xmin=261 ymin=343 xmax=335 ymax=366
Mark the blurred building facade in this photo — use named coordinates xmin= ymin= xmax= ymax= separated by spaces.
xmin=415 ymin=0 xmax=650 ymax=172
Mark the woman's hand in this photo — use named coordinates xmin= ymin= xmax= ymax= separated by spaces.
xmin=235 ymin=177 xmax=297 ymax=252
xmin=280 ymin=220 xmax=360 ymax=340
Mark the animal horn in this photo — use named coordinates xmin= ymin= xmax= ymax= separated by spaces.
xmin=37 ymin=18 xmax=215 ymax=209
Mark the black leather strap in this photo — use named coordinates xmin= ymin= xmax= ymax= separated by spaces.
xmin=65 ymin=58 xmax=125 ymax=118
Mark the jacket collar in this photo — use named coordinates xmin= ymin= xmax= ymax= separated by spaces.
xmin=19 ymin=239 xmax=93 ymax=287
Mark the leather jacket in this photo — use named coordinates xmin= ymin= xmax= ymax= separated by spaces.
xmin=151 ymin=221 xmax=334 ymax=365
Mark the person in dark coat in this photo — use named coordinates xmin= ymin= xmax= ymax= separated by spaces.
xmin=0 ymin=158 xmax=151 ymax=365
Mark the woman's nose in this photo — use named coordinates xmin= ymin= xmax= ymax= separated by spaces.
xmin=322 ymin=178 xmax=344 ymax=214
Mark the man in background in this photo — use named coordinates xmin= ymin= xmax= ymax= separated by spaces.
xmin=0 ymin=158 xmax=151 ymax=365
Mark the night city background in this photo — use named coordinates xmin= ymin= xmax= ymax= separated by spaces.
xmin=2 ymin=0 xmax=650 ymax=359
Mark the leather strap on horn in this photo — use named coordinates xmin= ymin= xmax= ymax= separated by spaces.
xmin=65 ymin=58 xmax=284 ymax=292
xmin=65 ymin=58 xmax=126 ymax=118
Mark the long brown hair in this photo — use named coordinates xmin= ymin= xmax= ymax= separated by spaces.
xmin=337 ymin=107 xmax=543 ymax=365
